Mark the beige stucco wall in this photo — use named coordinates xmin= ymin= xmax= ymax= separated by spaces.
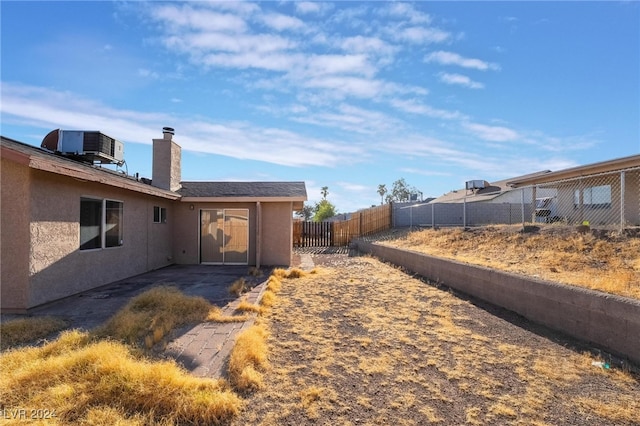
xmin=1 ymin=158 xmax=31 ymax=311
xmin=172 ymin=201 xmax=294 ymax=266
xmin=261 ymin=202 xmax=293 ymax=266
xmin=1 ymin=163 xmax=175 ymax=312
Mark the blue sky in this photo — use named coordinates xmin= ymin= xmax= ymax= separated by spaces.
xmin=2 ymin=1 xmax=639 ymax=213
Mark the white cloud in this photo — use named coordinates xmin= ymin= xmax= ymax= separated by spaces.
xmin=302 ymin=75 xmax=385 ymax=98
xmin=337 ymin=181 xmax=371 ymax=192
xmin=304 ymin=54 xmax=375 ymax=77
xmin=295 ymin=2 xmax=322 ymax=14
xmin=291 ymin=103 xmax=400 ymax=135
xmin=163 ymin=32 xmax=295 ymax=54
xmin=379 ymin=2 xmax=432 ymax=24
xmin=425 ymin=50 xmax=500 ymax=71
xmin=201 ymin=52 xmax=298 ymax=72
xmin=340 ymin=35 xmax=397 ymax=56
xmin=0 ymin=83 xmax=360 ymax=168
xmin=464 ymin=122 xmax=520 ymax=142
xmin=138 ymin=68 xmax=159 ymax=79
xmin=438 ymin=72 xmax=484 ymax=89
xmin=395 ymin=26 xmax=450 ymax=44
xmin=151 ymin=4 xmax=248 ymax=33
xmin=399 ymin=168 xmax=452 ymax=177
xmin=389 ymin=98 xmax=466 ymax=121
xmin=261 ymin=13 xmax=306 ymax=32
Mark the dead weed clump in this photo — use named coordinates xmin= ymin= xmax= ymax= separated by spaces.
xmin=228 ymin=322 xmax=270 ymax=392
xmin=0 ymin=330 xmax=242 ymax=425
xmin=94 ymin=285 xmax=211 ymax=349
xmin=229 ymin=278 xmax=247 ymax=296
xmin=207 ymin=306 xmax=251 ymax=323
xmin=0 ymin=316 xmax=68 ymax=350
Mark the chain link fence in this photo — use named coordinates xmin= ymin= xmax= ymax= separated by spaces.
xmin=393 ymin=167 xmax=640 ymax=231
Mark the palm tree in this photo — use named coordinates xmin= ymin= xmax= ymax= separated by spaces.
xmin=377 ymin=184 xmax=387 ymax=205
xmin=321 ymin=186 xmax=329 ymax=200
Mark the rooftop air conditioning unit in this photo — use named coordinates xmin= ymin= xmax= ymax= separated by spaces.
xmin=465 ymin=180 xmax=487 ymax=190
xmin=41 ymin=129 xmax=124 ymax=165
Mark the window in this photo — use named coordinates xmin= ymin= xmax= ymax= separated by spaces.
xmin=153 ymin=206 xmax=167 ymax=223
xmin=80 ymin=198 xmax=102 ymax=250
xmin=80 ymin=198 xmax=123 ymax=250
xmin=105 ymin=200 xmax=123 ymax=247
xmin=574 ymin=185 xmax=612 ymax=209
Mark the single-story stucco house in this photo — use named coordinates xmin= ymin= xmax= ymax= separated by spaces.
xmin=1 ymin=128 xmax=306 ymax=312
xmin=508 ymin=154 xmax=640 ymax=226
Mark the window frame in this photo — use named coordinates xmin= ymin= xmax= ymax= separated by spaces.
xmin=153 ymin=206 xmax=167 ymax=224
xmin=574 ymin=184 xmax=612 ymax=210
xmin=79 ymin=197 xmax=124 ymax=250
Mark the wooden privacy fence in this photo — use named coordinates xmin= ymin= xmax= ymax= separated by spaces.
xmin=294 ymin=203 xmax=392 ymax=247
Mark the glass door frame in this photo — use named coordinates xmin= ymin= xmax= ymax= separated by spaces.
xmin=199 ymin=208 xmax=249 ymax=265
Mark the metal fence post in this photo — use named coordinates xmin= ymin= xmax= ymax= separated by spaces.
xmin=620 ymin=171 xmax=625 ymax=232
xmin=432 ymin=202 xmax=435 ymax=228
xmin=521 ymin=188 xmax=525 ymax=229
xmin=410 ymin=204 xmax=413 ymax=227
xmin=463 ymin=195 xmax=467 ymax=228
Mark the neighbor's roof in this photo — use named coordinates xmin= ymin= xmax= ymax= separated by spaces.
xmin=507 ymin=154 xmax=640 ymax=187
xmin=431 ymin=170 xmax=551 ymax=204
xmin=178 ymin=181 xmax=307 ymax=206
xmin=1 ymin=136 xmax=180 ymax=200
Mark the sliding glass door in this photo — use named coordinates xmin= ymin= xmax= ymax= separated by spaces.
xmin=200 ymin=209 xmax=248 ymax=264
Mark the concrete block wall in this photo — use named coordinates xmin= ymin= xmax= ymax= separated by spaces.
xmin=355 ymin=240 xmax=640 ymax=366
xmin=393 ymin=202 xmax=533 ymax=227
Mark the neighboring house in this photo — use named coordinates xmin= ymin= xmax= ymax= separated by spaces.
xmin=1 ymin=129 xmax=306 ymax=312
xmin=508 ymin=154 xmax=640 ymax=227
xmin=392 ymin=171 xmax=555 ymax=227
xmin=430 ymin=171 xmax=554 ymax=204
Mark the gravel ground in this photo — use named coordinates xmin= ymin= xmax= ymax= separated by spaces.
xmin=234 ymin=253 xmax=640 ymax=426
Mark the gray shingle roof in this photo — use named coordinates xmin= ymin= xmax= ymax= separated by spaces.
xmin=178 ymin=181 xmax=307 ymax=199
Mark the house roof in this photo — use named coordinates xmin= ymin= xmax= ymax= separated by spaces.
xmin=179 ymin=181 xmax=307 ymax=209
xmin=508 ymin=154 xmax=640 ymax=187
xmin=1 ymin=136 xmax=180 ymax=200
xmin=431 ymin=170 xmax=551 ymax=204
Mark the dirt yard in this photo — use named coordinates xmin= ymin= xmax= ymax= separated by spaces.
xmin=369 ymin=225 xmax=640 ymax=300
xmin=233 ymin=253 xmax=640 ymax=425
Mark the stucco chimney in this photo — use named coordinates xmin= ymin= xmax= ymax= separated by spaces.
xmin=152 ymin=127 xmax=181 ymax=192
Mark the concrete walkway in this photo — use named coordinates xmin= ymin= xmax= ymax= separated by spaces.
xmin=163 ymin=279 xmax=268 ymax=378
xmin=163 ymin=252 xmax=315 ymax=378
xmin=8 ymin=254 xmax=317 ymax=380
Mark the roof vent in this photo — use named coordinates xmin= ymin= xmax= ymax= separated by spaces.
xmin=41 ymin=129 xmax=124 ymax=165
xmin=162 ymin=127 xmax=174 ymax=140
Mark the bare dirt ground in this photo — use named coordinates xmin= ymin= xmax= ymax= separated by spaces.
xmin=233 ymin=253 xmax=640 ymax=426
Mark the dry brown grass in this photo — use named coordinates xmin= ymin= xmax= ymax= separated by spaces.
xmin=228 ymin=322 xmax=270 ymax=392
xmin=228 ymin=278 xmax=248 ymax=296
xmin=0 ymin=330 xmax=242 ymax=425
xmin=234 ymin=255 xmax=640 ymax=425
xmin=379 ymin=226 xmax=640 ymax=299
xmin=94 ymin=285 xmax=211 ymax=349
xmin=235 ymin=300 xmax=262 ymax=314
xmin=206 ymin=306 xmax=251 ymax=323
xmin=0 ymin=316 xmax=68 ymax=350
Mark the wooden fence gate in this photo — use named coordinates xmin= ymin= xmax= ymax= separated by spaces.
xmin=293 ymin=203 xmax=392 ymax=247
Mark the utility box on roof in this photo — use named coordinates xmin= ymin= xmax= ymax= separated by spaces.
xmin=42 ymin=129 xmax=124 ymax=165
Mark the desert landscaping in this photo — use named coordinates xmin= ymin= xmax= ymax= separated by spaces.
xmin=234 ymin=253 xmax=640 ymax=425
